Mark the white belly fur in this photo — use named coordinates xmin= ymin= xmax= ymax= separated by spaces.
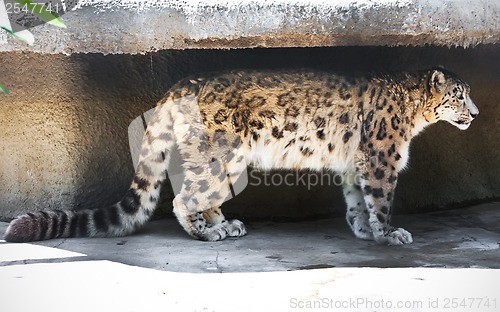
xmin=244 ymin=128 xmax=359 ymax=173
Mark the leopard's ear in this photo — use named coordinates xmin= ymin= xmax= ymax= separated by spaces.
xmin=429 ymin=69 xmax=446 ymax=92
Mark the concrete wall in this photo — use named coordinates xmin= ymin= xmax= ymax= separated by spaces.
xmin=0 ymin=45 xmax=499 ymax=220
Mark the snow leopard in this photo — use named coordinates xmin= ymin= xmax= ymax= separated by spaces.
xmin=4 ymin=68 xmax=478 ymax=245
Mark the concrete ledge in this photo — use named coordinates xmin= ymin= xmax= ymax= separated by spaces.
xmin=1 ymin=0 xmax=500 ymax=54
xmin=1 ymin=262 xmax=498 ymax=312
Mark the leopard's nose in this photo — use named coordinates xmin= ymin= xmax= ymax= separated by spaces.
xmin=470 ymin=112 xmax=478 ymax=118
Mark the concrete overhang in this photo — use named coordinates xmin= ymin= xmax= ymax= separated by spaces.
xmin=1 ymin=0 xmax=499 ymax=55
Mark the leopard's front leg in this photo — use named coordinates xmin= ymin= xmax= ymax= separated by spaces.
xmin=342 ymin=181 xmax=373 ymax=240
xmin=360 ymin=169 xmax=413 ymax=245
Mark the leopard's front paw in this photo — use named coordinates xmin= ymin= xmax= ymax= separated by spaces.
xmin=374 ymin=227 xmax=413 ymax=245
xmin=386 ymin=228 xmax=413 ymax=245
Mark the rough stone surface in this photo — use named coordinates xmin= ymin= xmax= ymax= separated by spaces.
xmin=0 ymin=45 xmax=499 ymax=220
xmin=0 ymin=0 xmax=499 ymax=54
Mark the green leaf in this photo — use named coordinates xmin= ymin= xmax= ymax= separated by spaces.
xmin=1 ymin=26 xmax=15 ymax=36
xmin=0 ymin=83 xmax=9 ymax=95
xmin=14 ymin=0 xmax=67 ymax=28
xmin=1 ymin=26 xmax=34 ymax=45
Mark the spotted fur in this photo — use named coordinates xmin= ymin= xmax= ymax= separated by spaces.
xmin=4 ymin=68 xmax=478 ymax=245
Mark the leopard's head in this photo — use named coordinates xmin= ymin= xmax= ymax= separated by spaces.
xmin=423 ymin=68 xmax=478 ymax=130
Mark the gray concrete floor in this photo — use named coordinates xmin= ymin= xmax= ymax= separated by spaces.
xmin=1 ymin=202 xmax=499 ymax=272
xmin=1 ymin=203 xmax=499 ymax=312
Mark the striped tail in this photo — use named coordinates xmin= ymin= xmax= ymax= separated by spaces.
xmin=4 ymin=98 xmax=176 ymax=243
xmin=4 ymin=191 xmax=151 ymax=242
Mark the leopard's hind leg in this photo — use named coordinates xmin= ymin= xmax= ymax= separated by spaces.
xmin=172 ymin=163 xmax=247 ymax=241
xmin=172 ymin=134 xmax=247 ymax=241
